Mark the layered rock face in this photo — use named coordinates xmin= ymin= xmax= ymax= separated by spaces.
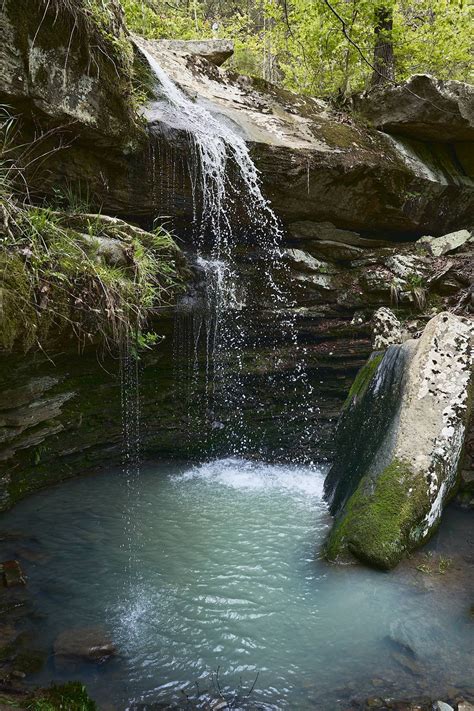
xmin=324 ymin=312 xmax=474 ymax=569
xmin=1 ymin=221 xmax=471 ymax=509
xmin=137 ymin=37 xmax=474 ymax=235
xmin=0 ymin=335 xmax=181 ymax=510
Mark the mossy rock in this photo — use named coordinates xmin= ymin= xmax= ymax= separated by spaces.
xmin=342 ymin=353 xmax=384 ymax=410
xmin=325 ymin=458 xmax=433 ymax=569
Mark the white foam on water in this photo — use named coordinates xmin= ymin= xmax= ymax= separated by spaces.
xmin=172 ymin=457 xmax=326 ymax=499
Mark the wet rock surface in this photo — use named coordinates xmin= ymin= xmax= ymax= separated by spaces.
xmin=136 ymin=37 xmax=474 ymax=233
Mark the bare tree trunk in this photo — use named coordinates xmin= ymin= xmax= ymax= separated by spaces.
xmin=371 ymin=5 xmax=395 ymax=87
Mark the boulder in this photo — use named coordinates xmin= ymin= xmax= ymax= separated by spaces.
xmin=152 ymin=39 xmax=234 ymax=66
xmin=81 ymin=235 xmax=132 ymax=268
xmin=284 ymin=249 xmax=335 ymax=274
xmin=324 ymin=312 xmax=474 ymax=569
xmin=419 ymin=229 xmax=473 ymax=257
xmin=353 ymin=74 xmax=474 ymax=142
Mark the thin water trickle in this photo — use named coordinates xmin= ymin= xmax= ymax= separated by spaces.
xmin=120 ymin=342 xmax=143 ymax=600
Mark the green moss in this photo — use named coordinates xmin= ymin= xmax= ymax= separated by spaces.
xmin=325 ymin=458 xmax=430 ymax=569
xmin=342 ymin=353 xmax=383 ymax=410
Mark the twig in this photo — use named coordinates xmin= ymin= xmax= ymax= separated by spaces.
xmin=245 ymin=671 xmax=259 ymax=696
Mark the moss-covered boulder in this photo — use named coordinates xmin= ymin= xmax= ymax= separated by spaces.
xmin=324 ymin=311 xmax=474 ymax=569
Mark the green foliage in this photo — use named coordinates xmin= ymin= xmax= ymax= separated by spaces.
xmin=28 ymin=682 xmax=97 ymax=711
xmin=405 ymin=272 xmax=428 ymax=310
xmin=121 ymin=0 xmax=473 ymax=96
xmin=0 ymin=101 xmax=183 ymax=355
xmin=0 ymin=199 xmax=182 ymax=352
xmin=415 ymin=552 xmax=452 ymax=575
xmin=43 ymin=0 xmax=134 ymax=74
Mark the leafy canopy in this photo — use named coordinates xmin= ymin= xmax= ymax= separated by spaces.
xmin=122 ymin=0 xmax=473 ymax=96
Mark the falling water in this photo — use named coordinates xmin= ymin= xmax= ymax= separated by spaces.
xmin=119 ymin=339 xmax=144 ymax=629
xmin=142 ymin=46 xmax=315 ymax=459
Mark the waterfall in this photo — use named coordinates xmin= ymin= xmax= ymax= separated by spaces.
xmin=141 ymin=46 xmax=315 ymax=460
xmin=141 ymin=47 xmax=282 ymax=250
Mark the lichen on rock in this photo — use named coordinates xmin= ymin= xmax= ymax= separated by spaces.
xmin=372 ymin=307 xmax=403 ymax=350
xmin=324 ymin=311 xmax=474 ymax=569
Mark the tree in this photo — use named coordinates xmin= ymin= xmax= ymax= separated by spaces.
xmin=371 ymin=4 xmax=395 ymax=86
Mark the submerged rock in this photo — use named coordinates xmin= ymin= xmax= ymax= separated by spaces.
xmin=324 ymin=312 xmax=474 ymax=569
xmin=54 ymin=625 xmax=116 ymax=665
xmin=1 ymin=560 xmax=25 ymax=588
